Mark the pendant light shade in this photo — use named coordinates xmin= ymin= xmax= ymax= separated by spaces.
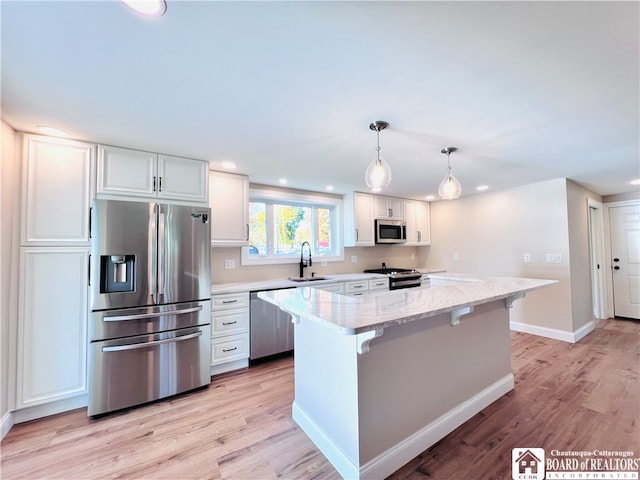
xmin=439 ymin=147 xmax=462 ymax=200
xmin=365 ymin=121 xmax=392 ymax=192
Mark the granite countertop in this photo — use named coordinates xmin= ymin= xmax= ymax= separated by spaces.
xmin=211 ymin=273 xmax=387 ymax=295
xmin=211 ymin=269 xmax=445 ymax=295
xmin=258 ymin=276 xmax=558 ymax=335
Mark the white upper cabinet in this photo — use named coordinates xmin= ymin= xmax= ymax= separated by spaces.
xmin=344 ymin=192 xmax=375 ymax=247
xmin=209 ymin=170 xmax=249 ymax=246
xmin=97 ymin=145 xmax=208 ymax=204
xmin=374 ymin=195 xmax=404 ymax=220
xmin=157 ymin=154 xmax=208 ymax=202
xmin=404 ymin=199 xmax=431 ymax=246
xmin=22 ymin=135 xmax=95 ymax=246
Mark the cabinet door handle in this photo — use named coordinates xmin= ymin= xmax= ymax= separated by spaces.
xmin=158 ymin=176 xmax=162 ymax=192
xmin=153 ymin=176 xmax=157 ymax=192
xmin=222 ymin=346 xmax=238 ymax=353
xmin=613 ymin=266 xmax=620 ymax=270
xmin=355 ymin=228 xmax=359 ymax=242
xmin=222 ymin=321 xmax=237 ymax=325
xmin=246 ymin=224 xmax=249 ymax=241
xmin=388 ymin=208 xmax=392 ymax=217
xmin=418 ymin=231 xmax=421 ymax=242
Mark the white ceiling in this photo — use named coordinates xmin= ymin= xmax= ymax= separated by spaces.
xmin=2 ymin=1 xmax=639 ymax=199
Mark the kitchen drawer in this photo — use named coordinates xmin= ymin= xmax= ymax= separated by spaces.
xmin=212 ymin=308 xmax=249 ymax=336
xmin=345 ymin=280 xmax=368 ymax=294
xmin=315 ymin=282 xmax=344 ymax=294
xmin=368 ymin=278 xmax=388 ymax=291
xmin=211 ymin=333 xmax=249 ymax=365
xmin=212 ymin=292 xmax=249 ymax=311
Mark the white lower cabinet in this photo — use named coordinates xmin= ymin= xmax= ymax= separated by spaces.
xmin=345 ymin=280 xmax=369 ymax=296
xmin=17 ymin=248 xmax=89 ymax=410
xmin=314 ymin=282 xmax=345 ymax=294
xmin=211 ymin=291 xmax=250 ymax=374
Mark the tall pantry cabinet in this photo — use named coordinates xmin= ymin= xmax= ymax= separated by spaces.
xmin=16 ymin=135 xmax=94 ymax=419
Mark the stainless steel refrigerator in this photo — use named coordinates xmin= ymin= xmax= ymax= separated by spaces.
xmin=88 ymin=199 xmax=211 ymax=416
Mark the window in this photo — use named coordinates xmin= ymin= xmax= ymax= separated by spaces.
xmin=241 ymin=187 xmax=344 ymax=265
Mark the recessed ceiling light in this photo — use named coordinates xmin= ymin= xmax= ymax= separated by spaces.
xmin=477 ymin=185 xmax=489 ymax=191
xmin=121 ymin=0 xmax=167 ymax=17
xmin=326 ymin=185 xmax=334 ymax=192
xmin=221 ymin=161 xmax=237 ymax=170
xmin=425 ymin=195 xmax=435 ymax=201
xmin=278 ymin=178 xmax=288 ymax=185
xmin=36 ymin=126 xmax=67 ymax=137
xmin=631 ymin=179 xmax=640 ymax=186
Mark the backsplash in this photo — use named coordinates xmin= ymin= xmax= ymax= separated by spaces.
xmin=210 ymin=245 xmax=429 ymax=284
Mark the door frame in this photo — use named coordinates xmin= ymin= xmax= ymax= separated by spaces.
xmin=587 ymin=198 xmax=607 ymax=319
xmin=603 ymin=199 xmax=640 ymax=319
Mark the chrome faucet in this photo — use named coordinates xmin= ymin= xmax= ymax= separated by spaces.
xmin=300 ymin=241 xmax=312 ymax=278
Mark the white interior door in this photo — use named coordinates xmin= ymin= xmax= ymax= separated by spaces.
xmin=610 ymin=204 xmax=640 ymax=319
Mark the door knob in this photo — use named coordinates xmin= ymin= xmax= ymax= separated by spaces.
xmin=613 ymin=257 xmax=620 ymax=262
xmin=614 ymin=266 xmax=620 ymax=270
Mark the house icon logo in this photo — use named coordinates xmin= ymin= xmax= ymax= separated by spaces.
xmin=512 ymin=448 xmax=545 ymax=480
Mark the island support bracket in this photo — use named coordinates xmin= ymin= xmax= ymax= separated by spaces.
xmin=505 ymin=293 xmax=525 ymax=309
xmin=450 ymin=306 xmax=474 ymax=326
xmin=356 ymin=328 xmax=384 ymax=354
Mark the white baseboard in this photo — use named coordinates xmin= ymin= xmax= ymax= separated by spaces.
xmin=13 ymin=394 xmax=88 ymax=424
xmin=1 ymin=410 xmax=15 ymax=440
xmin=293 ymin=374 xmax=515 ymax=480
xmin=510 ymin=320 xmax=596 ymax=344
xmin=210 ymin=358 xmax=248 ymax=376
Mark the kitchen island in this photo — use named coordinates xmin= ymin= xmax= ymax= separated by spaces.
xmin=259 ymin=275 xmax=557 ymax=479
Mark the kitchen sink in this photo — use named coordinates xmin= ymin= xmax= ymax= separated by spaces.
xmin=289 ymin=276 xmax=328 ymax=282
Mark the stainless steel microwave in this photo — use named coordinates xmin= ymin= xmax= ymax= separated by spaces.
xmin=375 ymin=219 xmax=407 ymax=244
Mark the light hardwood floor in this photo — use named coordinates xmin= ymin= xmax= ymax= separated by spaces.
xmin=2 ymin=318 xmax=638 ymax=479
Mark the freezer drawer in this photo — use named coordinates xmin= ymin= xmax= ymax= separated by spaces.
xmin=88 ymin=325 xmax=211 ymax=416
xmin=90 ymin=301 xmax=210 ymax=341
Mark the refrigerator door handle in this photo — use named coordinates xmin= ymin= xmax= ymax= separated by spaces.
xmin=103 ymin=305 xmax=203 ymax=322
xmin=102 ymin=330 xmax=202 ymax=352
xmin=150 ymin=204 xmax=158 ymax=304
xmin=158 ymin=207 xmax=166 ymax=299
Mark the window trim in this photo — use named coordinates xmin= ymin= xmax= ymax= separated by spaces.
xmin=241 ymin=186 xmax=344 ymax=266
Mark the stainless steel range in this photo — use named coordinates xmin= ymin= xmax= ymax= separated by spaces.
xmin=363 ymin=264 xmax=422 ymax=290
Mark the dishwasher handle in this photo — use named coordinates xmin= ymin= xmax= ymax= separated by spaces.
xmin=102 ymin=330 xmax=202 ymax=352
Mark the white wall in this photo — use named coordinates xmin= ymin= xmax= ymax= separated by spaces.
xmin=1 ymin=120 xmax=20 ymax=426
xmin=426 ymin=178 xmax=600 ymax=336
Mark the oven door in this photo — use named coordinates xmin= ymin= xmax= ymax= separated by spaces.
xmin=375 ymin=219 xmax=407 ymax=244
xmin=88 ymin=324 xmax=211 ymax=416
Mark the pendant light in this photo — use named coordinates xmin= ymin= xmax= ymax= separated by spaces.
xmin=365 ymin=121 xmax=392 ymax=192
xmin=438 ymin=147 xmax=462 ymax=200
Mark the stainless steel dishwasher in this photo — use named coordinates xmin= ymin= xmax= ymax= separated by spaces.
xmin=250 ymin=288 xmax=295 ymax=361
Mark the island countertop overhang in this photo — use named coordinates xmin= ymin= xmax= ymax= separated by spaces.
xmin=258 ymin=275 xmax=558 ymax=335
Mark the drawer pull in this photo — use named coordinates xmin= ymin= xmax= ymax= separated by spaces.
xmin=222 ymin=321 xmax=237 ymax=325
xmin=353 ymin=285 xmax=363 ymax=289
xmin=222 ymin=346 xmax=238 ymax=353
xmin=222 ymin=299 xmax=238 ymax=304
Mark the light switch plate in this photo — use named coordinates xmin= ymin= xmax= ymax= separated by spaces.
xmin=523 ymin=254 xmax=531 ymax=263
xmin=351 ymin=255 xmax=358 ymax=263
xmin=453 ymin=253 xmax=459 ymax=261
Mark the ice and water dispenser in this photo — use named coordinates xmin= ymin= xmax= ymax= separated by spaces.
xmin=100 ymin=255 xmax=135 ymax=293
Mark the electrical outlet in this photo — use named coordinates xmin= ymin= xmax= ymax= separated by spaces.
xmin=351 ymin=255 xmax=358 ymax=263
xmin=453 ymin=253 xmax=459 ymax=261
xmin=523 ymin=254 xmax=531 ymax=263
xmin=545 ymin=253 xmax=562 ymax=264
xmin=224 ymin=259 xmax=235 ymax=269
